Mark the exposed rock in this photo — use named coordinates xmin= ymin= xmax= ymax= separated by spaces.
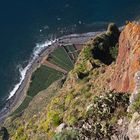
xmin=5 ymin=23 xmax=140 ymax=140
xmin=117 ymin=119 xmax=123 ymax=126
xmin=127 ymin=112 xmax=140 ymax=140
xmin=55 ymin=123 xmax=67 ymax=133
xmin=130 ymin=71 xmax=140 ymax=103
xmin=111 ymin=23 xmax=140 ymax=93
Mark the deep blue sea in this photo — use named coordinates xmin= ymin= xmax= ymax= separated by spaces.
xmin=0 ymin=0 xmax=140 ymax=106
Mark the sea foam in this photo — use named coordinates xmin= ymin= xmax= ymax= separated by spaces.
xmin=7 ymin=39 xmax=56 ymax=99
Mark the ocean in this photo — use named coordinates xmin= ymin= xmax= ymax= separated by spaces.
xmin=0 ymin=0 xmax=140 ymax=107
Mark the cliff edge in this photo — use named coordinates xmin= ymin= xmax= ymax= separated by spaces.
xmin=111 ymin=22 xmax=140 ymax=93
xmin=1 ymin=23 xmax=140 ymax=140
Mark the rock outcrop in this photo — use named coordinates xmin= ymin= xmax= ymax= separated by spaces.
xmin=111 ymin=23 xmax=140 ymax=93
xmin=128 ymin=112 xmax=140 ymax=140
xmin=3 ymin=22 xmax=140 ymax=140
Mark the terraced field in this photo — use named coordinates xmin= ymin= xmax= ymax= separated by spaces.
xmin=13 ymin=96 xmax=32 ymax=115
xmin=48 ymin=46 xmax=74 ymax=71
xmin=64 ymin=45 xmax=76 ymax=52
xmin=13 ymin=66 xmax=63 ymax=115
xmin=12 ymin=45 xmax=80 ymax=115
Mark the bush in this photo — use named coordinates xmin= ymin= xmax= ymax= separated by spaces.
xmin=47 ymin=110 xmax=63 ymax=128
xmin=65 ymin=94 xmax=74 ymax=108
xmin=78 ymin=92 xmax=129 ymax=139
xmin=52 ymin=114 xmax=62 ymax=127
xmin=53 ymin=130 xmax=79 ymax=140
xmin=66 ymin=116 xmax=78 ymax=126
xmin=109 ymin=43 xmax=119 ymax=60
xmin=130 ymin=93 xmax=140 ymax=113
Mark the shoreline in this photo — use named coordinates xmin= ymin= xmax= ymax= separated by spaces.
xmin=0 ymin=31 xmax=101 ymax=124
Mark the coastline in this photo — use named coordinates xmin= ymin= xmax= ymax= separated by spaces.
xmin=0 ymin=31 xmax=101 ymax=124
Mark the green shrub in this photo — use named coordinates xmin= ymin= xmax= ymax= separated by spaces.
xmin=65 ymin=94 xmax=74 ymax=108
xmin=28 ymin=66 xmax=63 ymax=97
xmin=52 ymin=114 xmax=62 ymax=127
xmin=109 ymin=43 xmax=119 ymax=60
xmin=66 ymin=116 xmax=78 ymax=125
xmin=13 ymin=65 xmax=63 ymax=115
xmin=81 ymin=92 xmax=129 ymax=139
xmin=130 ymin=93 xmax=140 ymax=113
xmin=82 ymin=46 xmax=93 ymax=60
xmin=53 ymin=130 xmax=79 ymax=140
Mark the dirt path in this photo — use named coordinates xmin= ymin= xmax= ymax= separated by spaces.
xmin=43 ymin=60 xmax=68 ymax=74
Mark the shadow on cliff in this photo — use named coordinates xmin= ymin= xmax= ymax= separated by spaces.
xmin=92 ymin=23 xmax=120 ymax=65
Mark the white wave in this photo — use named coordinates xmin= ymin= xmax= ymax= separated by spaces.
xmin=7 ymin=39 xmax=56 ymax=100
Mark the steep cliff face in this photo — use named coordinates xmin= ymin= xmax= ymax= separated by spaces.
xmin=2 ymin=23 xmax=140 ymax=140
xmin=110 ymin=23 xmax=140 ymax=140
xmin=111 ymin=23 xmax=140 ymax=93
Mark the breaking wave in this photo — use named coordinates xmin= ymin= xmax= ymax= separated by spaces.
xmin=7 ymin=39 xmax=56 ymax=99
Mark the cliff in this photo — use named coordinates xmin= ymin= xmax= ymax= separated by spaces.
xmin=111 ymin=22 xmax=140 ymax=93
xmin=1 ymin=23 xmax=140 ymax=140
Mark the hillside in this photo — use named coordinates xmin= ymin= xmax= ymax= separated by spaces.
xmin=1 ymin=22 xmax=140 ymax=140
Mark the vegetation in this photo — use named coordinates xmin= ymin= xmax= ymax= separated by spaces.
xmin=13 ymin=65 xmax=63 ymax=115
xmin=27 ymin=65 xmax=63 ymax=97
xmin=80 ymin=92 xmax=129 ymax=139
xmin=109 ymin=43 xmax=119 ymax=60
xmin=91 ymin=24 xmax=119 ymax=65
xmin=48 ymin=47 xmax=74 ymax=71
xmin=12 ymin=96 xmax=32 ymax=115
xmin=130 ymin=92 xmax=140 ymax=113
xmin=63 ymin=45 xmax=79 ymax=63
xmin=74 ymin=23 xmax=119 ymax=76
xmin=4 ymin=23 xmax=126 ymax=140
xmin=51 ymin=92 xmax=129 ymax=140
xmin=64 ymin=45 xmax=76 ymax=52
xmin=53 ymin=130 xmax=79 ymax=140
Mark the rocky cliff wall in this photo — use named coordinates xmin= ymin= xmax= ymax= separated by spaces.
xmin=111 ymin=23 xmax=140 ymax=93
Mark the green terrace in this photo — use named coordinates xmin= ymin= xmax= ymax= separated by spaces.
xmin=48 ymin=46 xmax=74 ymax=71
xmin=13 ymin=66 xmax=63 ymax=115
xmin=63 ymin=45 xmax=79 ymax=63
xmin=12 ymin=45 xmax=82 ymax=116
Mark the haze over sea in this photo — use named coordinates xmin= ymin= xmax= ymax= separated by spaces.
xmin=0 ymin=0 xmax=140 ymax=107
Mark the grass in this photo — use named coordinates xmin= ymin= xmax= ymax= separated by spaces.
xmin=49 ymin=47 xmax=74 ymax=71
xmin=65 ymin=45 xmax=76 ymax=52
xmin=13 ymin=65 xmax=63 ymax=115
xmin=27 ymin=65 xmax=63 ymax=97
xmin=65 ymin=45 xmax=79 ymax=62
xmin=12 ymin=96 xmax=32 ymax=115
xmin=53 ymin=130 xmax=79 ymax=140
xmin=12 ymin=46 xmax=74 ymax=116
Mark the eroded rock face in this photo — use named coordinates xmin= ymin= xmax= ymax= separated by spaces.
xmin=130 ymin=71 xmax=140 ymax=103
xmin=127 ymin=112 xmax=140 ymax=140
xmin=111 ymin=23 xmax=140 ymax=93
